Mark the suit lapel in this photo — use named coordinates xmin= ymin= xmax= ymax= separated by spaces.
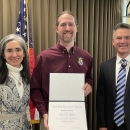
xmin=108 ymin=57 xmax=116 ymax=98
xmin=125 ymin=68 xmax=130 ymax=97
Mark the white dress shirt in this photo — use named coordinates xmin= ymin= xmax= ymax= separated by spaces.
xmin=116 ymin=54 xmax=130 ymax=86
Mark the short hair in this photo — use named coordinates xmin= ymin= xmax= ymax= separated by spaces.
xmin=0 ymin=34 xmax=30 ymax=84
xmin=113 ymin=23 xmax=130 ymax=37
xmin=56 ymin=10 xmax=77 ymax=26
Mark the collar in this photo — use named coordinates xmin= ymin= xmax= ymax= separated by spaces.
xmin=6 ymin=62 xmax=23 ymax=73
xmin=57 ymin=41 xmax=77 ymax=53
xmin=125 ymin=54 xmax=130 ymax=63
xmin=116 ymin=54 xmax=130 ymax=64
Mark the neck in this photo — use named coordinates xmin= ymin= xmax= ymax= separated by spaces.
xmin=118 ymin=53 xmax=129 ymax=59
xmin=59 ymin=41 xmax=74 ymax=52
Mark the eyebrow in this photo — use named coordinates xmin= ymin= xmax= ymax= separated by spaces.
xmin=6 ymin=47 xmax=22 ymax=50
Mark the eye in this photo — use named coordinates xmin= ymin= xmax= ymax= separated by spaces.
xmin=6 ymin=49 xmax=13 ymax=52
xmin=116 ymin=37 xmax=122 ymax=40
xmin=16 ymin=48 xmax=22 ymax=52
xmin=60 ymin=23 xmax=66 ymax=27
xmin=125 ymin=36 xmax=130 ymax=40
xmin=69 ymin=23 xmax=74 ymax=26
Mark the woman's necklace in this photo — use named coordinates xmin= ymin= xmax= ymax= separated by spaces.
xmin=10 ymin=73 xmax=21 ymax=86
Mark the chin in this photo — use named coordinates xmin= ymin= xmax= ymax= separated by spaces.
xmin=64 ymin=39 xmax=73 ymax=43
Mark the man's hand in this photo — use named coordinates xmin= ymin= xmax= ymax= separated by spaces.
xmin=43 ymin=114 xmax=49 ymax=130
xmin=83 ymin=83 xmax=92 ymax=96
xmin=99 ymin=128 xmax=108 ymax=130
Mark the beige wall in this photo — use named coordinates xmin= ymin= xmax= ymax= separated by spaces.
xmin=126 ymin=0 xmax=130 ymax=23
xmin=0 ymin=1 xmax=123 ymax=130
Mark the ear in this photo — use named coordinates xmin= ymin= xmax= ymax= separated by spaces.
xmin=112 ymin=38 xmax=114 ymax=46
xmin=56 ymin=26 xmax=58 ymax=33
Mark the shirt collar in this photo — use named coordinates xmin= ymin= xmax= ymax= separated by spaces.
xmin=125 ymin=54 xmax=130 ymax=63
xmin=57 ymin=40 xmax=77 ymax=53
xmin=116 ymin=54 xmax=130 ymax=64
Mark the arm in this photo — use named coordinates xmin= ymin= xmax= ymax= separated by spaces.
xmin=83 ymin=56 xmax=93 ymax=96
xmin=96 ymin=64 xmax=107 ymax=128
xmin=26 ymin=105 xmax=32 ymax=129
xmin=83 ymin=83 xmax=92 ymax=96
xmin=30 ymin=54 xmax=49 ymax=116
xmin=26 ymin=105 xmax=31 ymax=121
xmin=99 ymin=128 xmax=108 ymax=130
xmin=43 ymin=114 xmax=49 ymax=130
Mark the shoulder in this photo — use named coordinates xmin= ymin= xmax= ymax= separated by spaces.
xmin=101 ymin=57 xmax=116 ymax=65
xmin=35 ymin=45 xmax=58 ymax=65
xmin=37 ymin=45 xmax=58 ymax=58
xmin=76 ymin=47 xmax=92 ymax=60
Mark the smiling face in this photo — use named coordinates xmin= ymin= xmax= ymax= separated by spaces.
xmin=56 ymin=13 xmax=77 ymax=45
xmin=3 ymin=40 xmax=25 ymax=68
xmin=112 ymin=28 xmax=130 ymax=58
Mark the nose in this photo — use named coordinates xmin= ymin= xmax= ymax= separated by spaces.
xmin=12 ymin=51 xmax=17 ymax=57
xmin=120 ymin=37 xmax=127 ymax=43
xmin=66 ymin=25 xmax=71 ymax=31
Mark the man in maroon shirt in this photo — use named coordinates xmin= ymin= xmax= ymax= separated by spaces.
xmin=30 ymin=10 xmax=93 ymax=130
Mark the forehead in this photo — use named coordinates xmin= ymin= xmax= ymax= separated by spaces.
xmin=114 ymin=28 xmax=130 ymax=36
xmin=5 ymin=40 xmax=22 ymax=48
xmin=58 ymin=13 xmax=75 ymax=24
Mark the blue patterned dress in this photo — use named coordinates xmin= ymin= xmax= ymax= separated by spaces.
xmin=0 ymin=76 xmax=30 ymax=130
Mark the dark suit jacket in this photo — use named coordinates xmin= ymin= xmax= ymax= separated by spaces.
xmin=96 ymin=56 xmax=130 ymax=130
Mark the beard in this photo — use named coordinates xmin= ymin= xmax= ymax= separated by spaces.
xmin=63 ymin=36 xmax=73 ymax=43
xmin=62 ymin=32 xmax=74 ymax=43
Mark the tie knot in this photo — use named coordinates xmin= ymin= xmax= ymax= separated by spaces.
xmin=121 ymin=59 xmax=127 ymax=68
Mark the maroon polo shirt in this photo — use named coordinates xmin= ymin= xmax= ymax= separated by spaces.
xmin=30 ymin=42 xmax=93 ymax=116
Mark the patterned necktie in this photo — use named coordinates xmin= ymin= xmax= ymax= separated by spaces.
xmin=114 ymin=59 xmax=127 ymax=126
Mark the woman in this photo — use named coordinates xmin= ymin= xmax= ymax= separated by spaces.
xmin=0 ymin=34 xmax=30 ymax=130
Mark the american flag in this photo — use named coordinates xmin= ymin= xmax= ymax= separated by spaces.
xmin=16 ymin=0 xmax=39 ymax=124
xmin=16 ymin=0 xmax=27 ymax=43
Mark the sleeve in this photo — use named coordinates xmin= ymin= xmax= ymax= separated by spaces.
xmin=30 ymin=54 xmax=48 ymax=117
xmin=96 ymin=63 xmax=107 ymax=128
xmin=26 ymin=105 xmax=31 ymax=121
xmin=85 ymin=56 xmax=93 ymax=86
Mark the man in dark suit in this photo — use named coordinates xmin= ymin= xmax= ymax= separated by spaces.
xmin=96 ymin=23 xmax=130 ymax=130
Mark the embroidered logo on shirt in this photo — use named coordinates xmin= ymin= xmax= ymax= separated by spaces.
xmin=78 ymin=57 xmax=83 ymax=65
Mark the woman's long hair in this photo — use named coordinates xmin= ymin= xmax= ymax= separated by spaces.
xmin=0 ymin=34 xmax=30 ymax=84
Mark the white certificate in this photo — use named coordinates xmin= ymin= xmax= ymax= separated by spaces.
xmin=49 ymin=73 xmax=85 ymax=101
xmin=48 ymin=102 xmax=88 ymax=130
xmin=48 ymin=73 xmax=87 ymax=130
